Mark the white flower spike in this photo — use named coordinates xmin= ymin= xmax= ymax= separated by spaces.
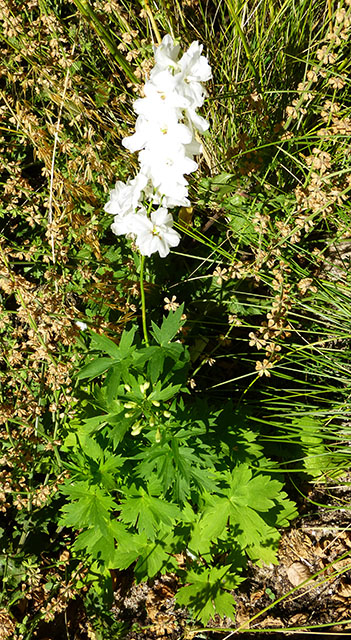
xmin=105 ymin=35 xmax=212 ymax=258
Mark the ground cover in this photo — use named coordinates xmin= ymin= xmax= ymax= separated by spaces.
xmin=0 ymin=0 xmax=351 ymax=638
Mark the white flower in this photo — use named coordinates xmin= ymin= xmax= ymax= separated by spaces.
xmin=179 ymin=41 xmax=212 ymax=87
xmin=154 ymin=184 xmax=191 ymax=208
xmin=153 ymin=34 xmax=181 ymax=71
xmin=184 ymin=137 xmax=202 ymax=156
xmin=104 ymin=173 xmax=146 ymax=216
xmin=111 ymin=210 xmax=145 ymax=237
xmin=185 ymin=108 xmax=209 ymax=133
xmin=139 ymin=145 xmax=197 ymax=186
xmin=135 ymin=73 xmax=190 ymax=115
xmin=75 ymin=320 xmax=88 ymax=331
xmin=164 ymin=295 xmax=179 ymax=311
xmin=133 ymin=208 xmax=181 ymax=258
xmin=142 ymin=180 xmax=190 ymax=208
xmin=150 ymin=36 xmax=211 ymax=113
xmin=123 ymin=114 xmax=193 ymax=154
xmin=137 ymin=140 xmax=199 ymax=207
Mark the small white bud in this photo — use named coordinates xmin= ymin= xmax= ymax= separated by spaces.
xmin=76 ymin=321 xmax=88 ymax=331
xmin=131 ymin=422 xmax=143 ymax=436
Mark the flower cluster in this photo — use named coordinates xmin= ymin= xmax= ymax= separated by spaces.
xmin=105 ymin=35 xmax=212 ymax=258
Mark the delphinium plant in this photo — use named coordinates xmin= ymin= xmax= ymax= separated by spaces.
xmin=59 ymin=34 xmax=298 ymax=628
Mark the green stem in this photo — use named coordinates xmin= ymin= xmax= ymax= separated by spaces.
xmin=139 ymin=255 xmax=149 ymax=346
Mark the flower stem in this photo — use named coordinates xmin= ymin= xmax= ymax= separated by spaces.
xmin=139 ymin=255 xmax=149 ymax=346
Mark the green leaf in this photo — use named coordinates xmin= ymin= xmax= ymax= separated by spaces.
xmin=78 ymin=414 xmax=109 ymax=435
xmin=148 ymin=348 xmax=165 ymax=383
xmin=150 ymin=305 xmax=185 ymax=346
xmin=245 ymin=529 xmax=281 ymax=565
xmin=274 ymin=495 xmax=299 ymax=527
xmin=230 ymin=503 xmax=278 ymax=552
xmin=198 ymin=498 xmax=229 ymax=542
xmin=62 ymin=432 xmax=78 ymax=450
xmin=100 ymin=452 xmax=125 ymax=474
xmin=99 ymin=452 xmax=125 ymax=490
xmin=106 ymin=365 xmax=123 ymax=404
xmin=134 ymin=343 xmax=186 ymax=383
xmin=90 ymin=332 xmax=121 ymax=358
xmin=77 ymin=357 xmax=115 ymax=380
xmin=188 ymin=519 xmax=212 ymax=556
xmin=136 ymin=439 xmax=217 ymax=503
xmin=135 ymin=539 xmax=172 ymax=579
xmin=60 ymin=481 xmax=117 ymax=533
xmin=149 ymin=381 xmax=182 ymax=403
xmin=228 ymin=466 xmax=281 ymax=511
xmin=161 ymin=342 xmax=185 ymax=360
xmin=74 ymin=527 xmax=114 ymax=562
xmin=198 ymin=465 xmax=296 ymax=565
xmin=109 ymin=415 xmax=132 ymax=446
xmin=133 ymin=346 xmax=159 ymax=367
xmin=119 ymin=485 xmax=180 ymax=539
xmin=118 ymin=326 xmax=137 ymax=358
xmin=74 ymin=521 xmax=129 ymax=564
xmin=113 ymin=540 xmax=143 ymax=570
xmin=114 ymin=533 xmax=174 ymax=579
xmin=213 ymin=590 xmax=237 ymax=620
xmin=176 ymin=566 xmax=236 ymax=624
xmin=78 ymin=434 xmax=104 ymax=461
xmin=209 ymin=172 xmax=236 ymax=194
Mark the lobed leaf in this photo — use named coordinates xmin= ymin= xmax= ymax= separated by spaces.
xmin=77 ymin=357 xmax=116 ymax=380
xmin=89 ymin=331 xmax=121 ymax=359
xmin=150 ymin=305 xmax=185 ymax=346
xmin=176 ymin=566 xmax=236 ymax=624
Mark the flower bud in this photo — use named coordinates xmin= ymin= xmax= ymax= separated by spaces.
xmin=131 ymin=422 xmax=143 ymax=436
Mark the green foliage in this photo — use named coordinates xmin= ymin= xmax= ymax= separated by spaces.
xmin=295 ymin=416 xmax=333 ymax=478
xmin=176 ymin=566 xmax=238 ymax=624
xmin=194 ymin=466 xmax=297 ymax=565
xmin=59 ymin=309 xmax=297 ymax=624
